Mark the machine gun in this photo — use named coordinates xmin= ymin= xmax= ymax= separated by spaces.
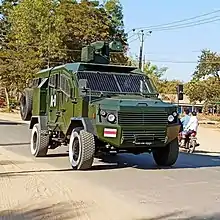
xmin=81 ymin=40 xmax=123 ymax=64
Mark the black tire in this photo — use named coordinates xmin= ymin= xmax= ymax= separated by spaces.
xmin=153 ymin=138 xmax=179 ymax=166
xmin=68 ymin=127 xmax=95 ymax=170
xmin=30 ymin=123 xmax=49 ymax=157
xmin=20 ymin=88 xmax=33 ymax=121
xmin=188 ymin=139 xmax=197 ymax=154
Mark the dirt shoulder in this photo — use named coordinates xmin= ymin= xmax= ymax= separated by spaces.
xmin=0 ymin=112 xmax=27 ymax=124
xmin=195 ymin=125 xmax=220 ymax=156
xmin=0 ymin=147 xmax=147 ymax=220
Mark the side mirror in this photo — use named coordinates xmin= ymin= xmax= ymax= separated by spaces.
xmin=78 ymin=79 xmax=89 ymax=97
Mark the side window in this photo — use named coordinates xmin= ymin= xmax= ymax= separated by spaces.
xmin=49 ymin=75 xmax=56 ymax=87
xmin=60 ymin=74 xmax=71 ymax=96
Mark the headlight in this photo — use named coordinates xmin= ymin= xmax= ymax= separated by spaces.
xmin=173 ymin=111 xmax=177 ymax=117
xmin=107 ymin=114 xmax=116 ymax=123
xmin=168 ymin=115 xmax=175 ymax=122
xmin=100 ymin=109 xmax=107 ymax=117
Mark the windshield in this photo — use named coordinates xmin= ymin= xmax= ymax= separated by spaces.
xmin=76 ymin=71 xmax=157 ymax=94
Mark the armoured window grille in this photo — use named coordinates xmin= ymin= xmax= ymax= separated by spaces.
xmin=77 ymin=71 xmax=120 ymax=92
xmin=60 ymin=75 xmax=70 ymax=96
xmin=49 ymin=75 xmax=56 ymax=87
xmin=115 ymin=74 xmax=147 ymax=93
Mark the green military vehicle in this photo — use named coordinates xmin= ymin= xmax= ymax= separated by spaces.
xmin=20 ymin=40 xmax=180 ymax=170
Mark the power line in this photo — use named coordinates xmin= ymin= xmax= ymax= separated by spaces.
xmin=129 ymin=9 xmax=220 ymax=31
xmin=127 ymin=16 xmax=220 ymax=46
xmin=141 ymin=59 xmax=220 ymax=64
xmin=144 ymin=16 xmax=220 ymax=32
xmin=127 ymin=17 xmax=220 ymax=45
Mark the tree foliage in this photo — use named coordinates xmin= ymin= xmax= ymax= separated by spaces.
xmin=185 ymin=49 xmax=220 ymax=104
xmin=0 ymin=0 xmax=128 ymax=95
xmin=193 ymin=49 xmax=220 ymax=80
xmin=142 ymin=61 xmax=181 ymax=94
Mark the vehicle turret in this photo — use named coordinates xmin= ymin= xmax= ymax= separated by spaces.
xmin=81 ymin=40 xmax=123 ymax=64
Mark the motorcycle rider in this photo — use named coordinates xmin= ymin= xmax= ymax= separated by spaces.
xmin=180 ymin=111 xmax=199 ymax=147
xmin=180 ymin=108 xmax=190 ymax=130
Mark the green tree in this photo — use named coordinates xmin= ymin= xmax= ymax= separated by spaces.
xmin=187 ymin=49 xmax=220 ymax=106
xmin=103 ymin=0 xmax=124 ymax=36
xmin=56 ymin=0 xmax=111 ymax=62
xmin=103 ymin=0 xmax=128 ymax=64
xmin=0 ymin=0 xmax=128 ymax=102
xmin=193 ymin=49 xmax=220 ymax=80
xmin=143 ymin=61 xmax=168 ymax=78
xmin=184 ymin=80 xmax=205 ymax=103
xmin=2 ymin=0 xmax=115 ymax=92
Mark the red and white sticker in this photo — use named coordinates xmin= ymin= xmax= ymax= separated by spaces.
xmin=104 ymin=128 xmax=117 ymax=138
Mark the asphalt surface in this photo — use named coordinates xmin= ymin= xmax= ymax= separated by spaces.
xmin=1 ymin=119 xmax=220 ymax=219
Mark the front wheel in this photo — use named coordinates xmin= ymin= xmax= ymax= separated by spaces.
xmin=68 ymin=128 xmax=95 ymax=170
xmin=152 ymin=138 xmax=179 ymax=166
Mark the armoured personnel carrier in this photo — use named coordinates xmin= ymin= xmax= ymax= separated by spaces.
xmin=20 ymin=40 xmax=180 ymax=170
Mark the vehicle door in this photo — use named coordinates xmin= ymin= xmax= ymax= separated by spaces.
xmin=59 ymin=72 xmax=75 ymax=130
xmin=48 ymin=73 xmax=60 ymax=124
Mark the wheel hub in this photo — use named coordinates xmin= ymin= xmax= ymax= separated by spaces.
xmin=73 ymin=138 xmax=80 ymax=161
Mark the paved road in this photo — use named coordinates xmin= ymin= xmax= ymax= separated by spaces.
xmin=1 ymin=119 xmax=220 ymax=219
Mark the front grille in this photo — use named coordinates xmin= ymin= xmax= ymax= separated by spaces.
xmin=122 ymin=129 xmax=166 ymax=142
xmin=118 ymin=110 xmax=168 ymax=143
xmin=118 ymin=110 xmax=168 ymax=125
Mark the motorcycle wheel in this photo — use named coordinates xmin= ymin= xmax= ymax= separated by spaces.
xmin=187 ymin=139 xmax=196 ymax=154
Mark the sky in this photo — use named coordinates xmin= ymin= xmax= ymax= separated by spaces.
xmin=119 ymin=0 xmax=220 ymax=82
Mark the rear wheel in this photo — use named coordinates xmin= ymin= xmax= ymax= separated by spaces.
xmin=187 ymin=138 xmax=197 ymax=154
xmin=68 ymin=128 xmax=95 ymax=170
xmin=30 ymin=123 xmax=49 ymax=157
xmin=153 ymin=138 xmax=179 ymax=166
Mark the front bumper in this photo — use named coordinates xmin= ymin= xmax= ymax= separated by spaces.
xmin=96 ymin=123 xmax=180 ymax=148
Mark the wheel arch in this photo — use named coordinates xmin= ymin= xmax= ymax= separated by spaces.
xmin=29 ymin=116 xmax=48 ymax=130
xmin=66 ymin=117 xmax=96 ymax=136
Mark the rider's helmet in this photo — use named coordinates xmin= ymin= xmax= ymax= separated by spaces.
xmin=191 ymin=111 xmax=197 ymax=116
xmin=184 ymin=108 xmax=190 ymax=115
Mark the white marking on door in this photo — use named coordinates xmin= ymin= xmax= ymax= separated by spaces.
xmin=50 ymin=94 xmax=56 ymax=107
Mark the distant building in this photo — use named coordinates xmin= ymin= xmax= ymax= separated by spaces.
xmin=159 ymin=94 xmax=204 ymax=114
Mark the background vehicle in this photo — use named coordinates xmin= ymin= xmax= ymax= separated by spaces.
xmin=20 ymin=40 xmax=181 ymax=170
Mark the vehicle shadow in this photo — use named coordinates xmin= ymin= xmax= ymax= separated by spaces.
xmin=90 ymin=152 xmax=220 ymax=171
xmin=0 ymin=121 xmax=24 ymax=126
xmin=0 ymin=168 xmax=73 ymax=178
xmin=0 ymin=142 xmax=30 ymax=146
xmin=0 ymin=160 xmax=29 ymax=166
xmin=0 ymin=202 xmax=86 ymax=220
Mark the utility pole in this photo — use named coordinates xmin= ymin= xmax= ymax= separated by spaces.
xmin=142 ymin=55 xmax=146 ymax=71
xmin=138 ymin=30 xmax=144 ymax=70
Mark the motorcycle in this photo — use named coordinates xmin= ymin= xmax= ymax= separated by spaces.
xmin=178 ymin=131 xmax=198 ymax=154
